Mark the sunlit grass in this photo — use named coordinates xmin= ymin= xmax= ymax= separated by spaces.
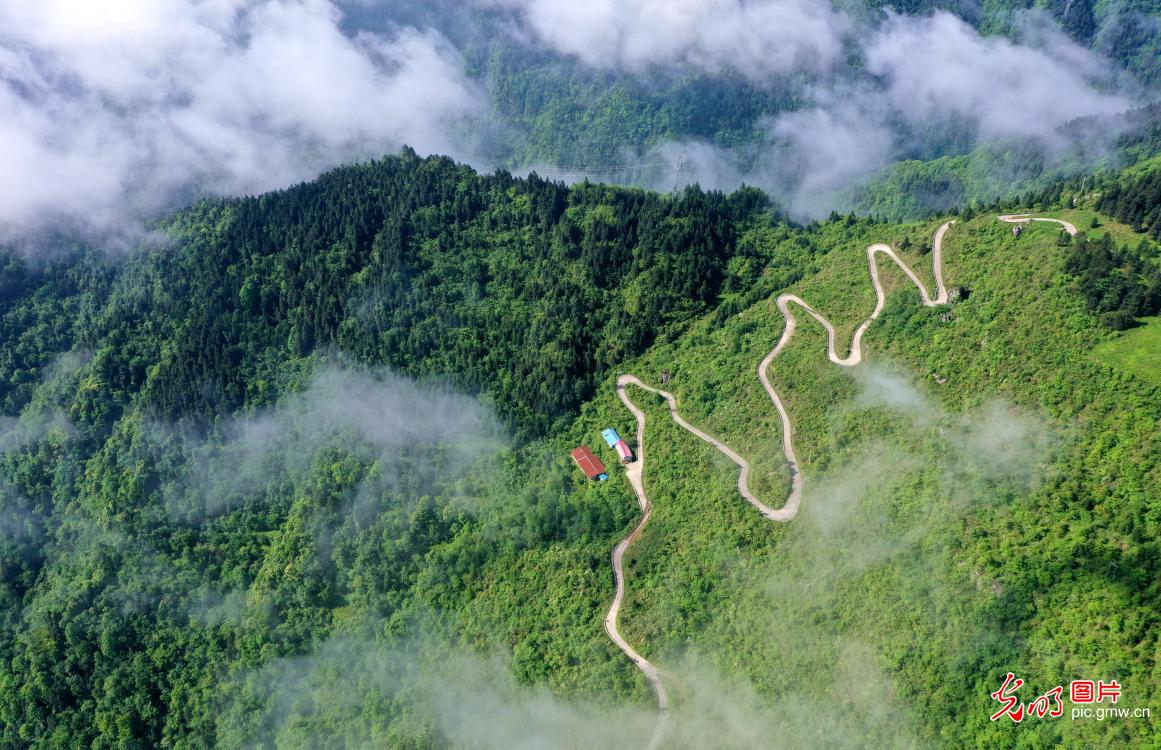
xmin=1093 ymin=317 xmax=1161 ymax=387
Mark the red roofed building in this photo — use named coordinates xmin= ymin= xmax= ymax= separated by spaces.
xmin=571 ymin=445 xmax=608 ymax=481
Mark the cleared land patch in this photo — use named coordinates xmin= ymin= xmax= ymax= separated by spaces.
xmin=1093 ymin=316 xmax=1161 ymax=387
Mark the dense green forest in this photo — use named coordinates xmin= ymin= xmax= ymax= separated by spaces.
xmin=346 ymin=1 xmax=1161 ymax=202
xmin=0 ymin=150 xmax=770 ymax=440
xmin=1099 ymin=166 xmax=1161 ymax=240
xmin=846 ymin=104 xmax=1161 ymax=221
xmin=1065 ymin=231 xmax=1161 ymax=328
xmin=1 ymin=151 xmax=1159 ymax=747
xmin=0 ymin=152 xmax=775 ymax=746
xmin=2 ymin=2 xmax=1161 ymax=747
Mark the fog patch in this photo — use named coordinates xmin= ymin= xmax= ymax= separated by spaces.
xmin=951 ymin=401 xmax=1054 ymax=487
xmin=0 ymin=482 xmax=45 ymax=544
xmin=0 ymin=411 xmax=71 ymax=455
xmin=152 ymin=365 xmax=504 ymax=520
xmin=188 ymin=586 xmax=249 ymax=628
xmin=767 ymin=97 xmax=897 ymax=217
xmin=0 ymin=349 xmax=86 ymax=452
xmin=477 ymin=0 xmax=852 ymax=79
xmin=657 ymin=645 xmax=924 ymax=750
xmin=219 ymin=616 xmax=923 ymax=749
xmin=773 ymin=11 xmax=1130 ymax=216
xmin=852 ymin=365 xmax=1055 ymax=489
xmin=854 ymin=364 xmax=933 ymax=420
xmin=217 ymin=622 xmax=656 ymax=748
xmin=508 ymin=7 xmax=1134 ymax=218
xmin=0 ymin=0 xmax=483 ymax=246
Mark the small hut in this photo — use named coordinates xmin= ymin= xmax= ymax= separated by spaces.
xmin=571 ymin=446 xmax=608 ymax=481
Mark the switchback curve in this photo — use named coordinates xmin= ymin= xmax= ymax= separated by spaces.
xmin=998 ymin=214 xmax=1079 ymax=236
xmin=603 ymin=216 xmax=1073 ymax=746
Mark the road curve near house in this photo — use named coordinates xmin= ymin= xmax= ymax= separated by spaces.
xmin=607 ymin=379 xmax=669 ymax=750
xmin=604 ymin=217 xmax=1066 ymax=746
xmin=999 ymin=214 xmax=1079 ymax=236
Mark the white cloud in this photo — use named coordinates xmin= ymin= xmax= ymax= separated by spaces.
xmin=481 ymin=0 xmax=852 ymax=78
xmin=760 ymin=11 xmax=1130 ymax=215
xmin=0 ymin=1 xmax=1139 ymax=238
xmin=0 ymin=0 xmax=482 ymax=243
xmin=863 ymin=12 xmax=1130 ymax=144
xmin=159 ymin=365 xmax=504 ymax=518
xmin=484 ymin=3 xmax=1132 ymax=217
xmin=768 ymin=97 xmax=895 ymax=216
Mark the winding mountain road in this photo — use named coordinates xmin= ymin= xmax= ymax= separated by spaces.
xmin=607 ymin=379 xmax=669 ymax=750
xmin=998 ymin=214 xmax=1079 ymax=236
xmin=602 ymin=216 xmax=1069 ymax=746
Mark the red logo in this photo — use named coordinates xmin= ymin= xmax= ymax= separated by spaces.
xmin=991 ymin=674 xmax=1122 ymax=722
xmin=1070 ymin=680 xmax=1095 ymax=704
xmin=990 ymin=672 xmax=1025 ymax=722
xmin=1027 ymin=686 xmax=1064 ymax=719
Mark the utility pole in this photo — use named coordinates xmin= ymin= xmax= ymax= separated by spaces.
xmin=672 ymin=150 xmax=686 ymax=195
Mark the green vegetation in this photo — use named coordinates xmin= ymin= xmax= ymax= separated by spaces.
xmin=1093 ymin=316 xmax=1161 ymax=387
xmin=1099 ymin=166 xmax=1161 ymax=241
xmin=0 ymin=152 xmax=1157 ymax=747
xmin=473 ymin=42 xmax=791 ymax=173
xmin=0 ymin=149 xmax=768 ymax=439
xmin=372 ymin=3 xmax=1161 ymax=212
xmin=464 ymin=4 xmax=1161 ymax=175
xmin=845 ymin=104 xmax=1161 ymax=223
xmin=610 ymin=214 xmax=1159 ymax=746
xmin=1065 ymin=232 xmax=1161 ymax=328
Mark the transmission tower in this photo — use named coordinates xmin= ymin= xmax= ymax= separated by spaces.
xmin=672 ymin=151 xmax=687 ymax=195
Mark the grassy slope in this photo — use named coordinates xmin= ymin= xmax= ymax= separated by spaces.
xmin=568 ymin=215 xmax=1158 ymax=746
xmin=1054 ymin=208 xmax=1151 ymax=252
xmin=1093 ymin=316 xmax=1161 ymax=388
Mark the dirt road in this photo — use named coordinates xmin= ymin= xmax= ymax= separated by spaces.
xmin=603 ymin=216 xmax=1061 ymax=746
xmin=999 ymin=214 xmax=1079 ymax=236
xmin=606 ymin=379 xmax=670 ymax=750
xmin=756 ymin=219 xmax=955 ymax=518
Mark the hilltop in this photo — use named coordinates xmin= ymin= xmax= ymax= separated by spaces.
xmin=0 ymin=154 xmax=1158 ymax=747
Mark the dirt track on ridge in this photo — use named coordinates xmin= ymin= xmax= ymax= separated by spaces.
xmin=602 ymin=216 xmax=1073 ymax=747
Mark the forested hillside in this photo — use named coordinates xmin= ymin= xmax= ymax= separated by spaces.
xmin=0 ymin=152 xmax=1159 ymax=747
xmin=600 ymin=190 xmax=1160 ymax=749
xmin=0 ymin=152 xmax=780 ymax=747
xmin=1100 ymin=165 xmax=1161 ymax=240
xmin=846 ymin=104 xmax=1161 ymax=221
xmin=339 ymin=0 xmax=1161 ymax=215
xmin=427 ymin=0 xmax=1161 ymax=171
xmin=0 ymin=150 xmax=769 ymax=439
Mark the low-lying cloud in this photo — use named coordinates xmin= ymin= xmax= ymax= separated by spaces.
xmin=864 ymin=12 xmax=1128 ymax=143
xmin=155 ymin=364 xmax=503 ymax=519
xmin=499 ymin=6 xmax=1135 ymax=217
xmin=480 ymin=0 xmax=852 ymax=79
xmin=0 ymin=0 xmax=481 ymax=244
xmin=0 ymin=0 xmax=1147 ymax=243
xmin=853 ymin=363 xmax=1055 ymax=489
xmin=223 ymin=615 xmax=926 ymax=749
xmin=721 ymin=11 xmax=1131 ymax=216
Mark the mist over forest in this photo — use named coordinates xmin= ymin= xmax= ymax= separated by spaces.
xmin=0 ymin=0 xmax=1155 ymax=243
xmin=0 ymin=2 xmax=1159 ymax=748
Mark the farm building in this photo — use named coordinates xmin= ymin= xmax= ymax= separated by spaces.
xmin=571 ymin=446 xmax=608 ymax=481
xmin=602 ymin=427 xmax=635 ymax=463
